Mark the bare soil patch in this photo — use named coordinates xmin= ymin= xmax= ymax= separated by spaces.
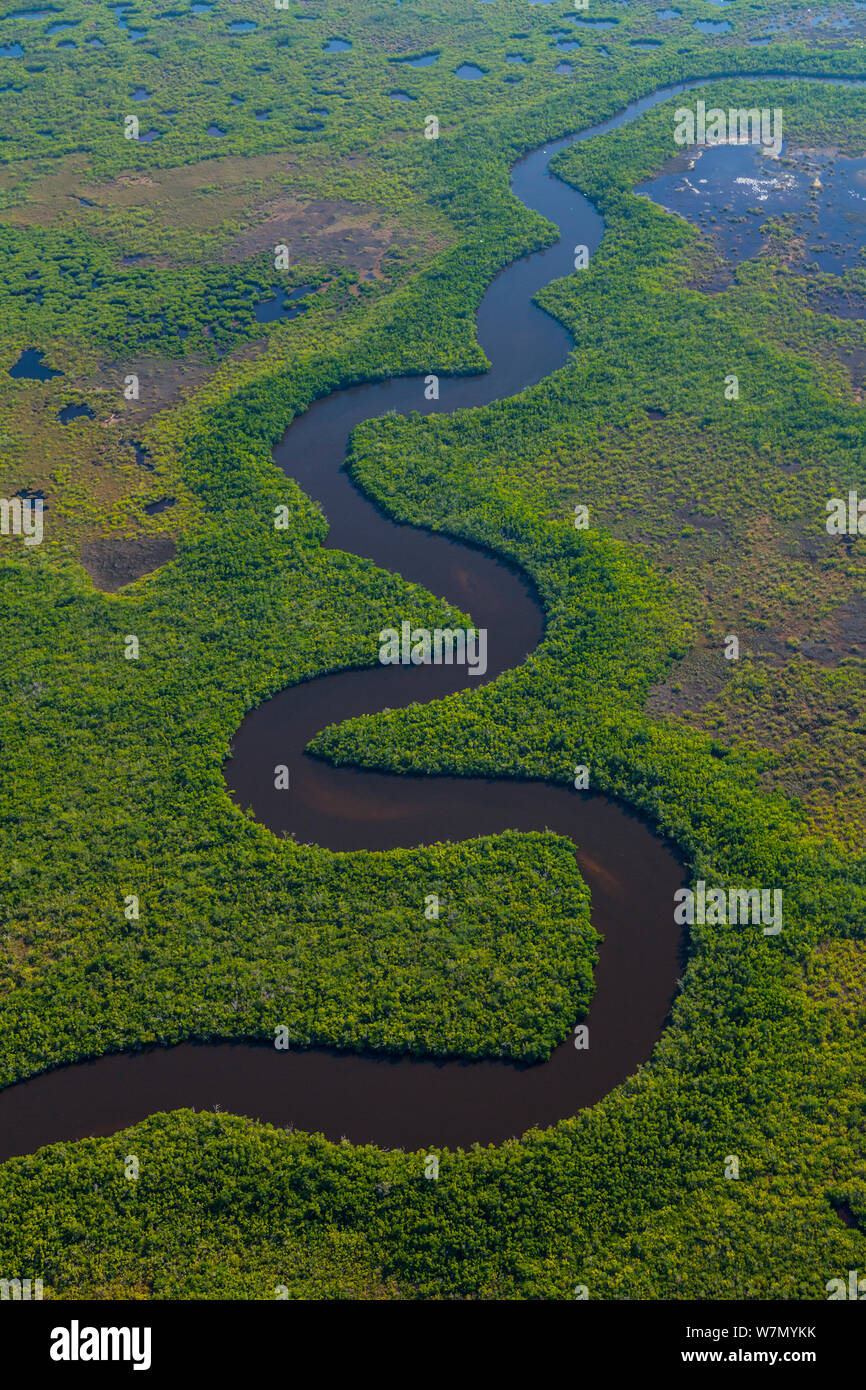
xmin=80 ymin=534 xmax=177 ymax=592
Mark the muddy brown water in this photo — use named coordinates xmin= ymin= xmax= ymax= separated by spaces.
xmin=3 ymin=76 xmax=859 ymax=1161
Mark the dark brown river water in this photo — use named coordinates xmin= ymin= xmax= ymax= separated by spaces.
xmin=2 ymin=75 xmax=860 ymax=1161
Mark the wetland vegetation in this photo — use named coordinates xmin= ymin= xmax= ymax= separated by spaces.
xmin=0 ymin=0 xmax=863 ymax=1302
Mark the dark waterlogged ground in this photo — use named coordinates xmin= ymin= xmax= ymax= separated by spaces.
xmin=638 ymin=141 xmax=866 ymax=273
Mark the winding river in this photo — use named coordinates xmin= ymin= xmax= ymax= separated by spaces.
xmin=2 ymin=75 xmax=860 ymax=1162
